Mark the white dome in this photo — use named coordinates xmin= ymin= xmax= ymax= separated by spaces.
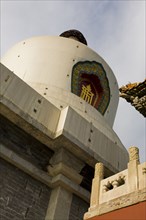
xmin=1 ymin=36 xmax=119 ymax=126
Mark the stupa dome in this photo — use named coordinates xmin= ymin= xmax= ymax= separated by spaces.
xmin=1 ymin=33 xmax=119 ymax=126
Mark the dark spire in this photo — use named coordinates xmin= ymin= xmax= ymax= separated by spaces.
xmin=60 ymin=29 xmax=87 ymax=45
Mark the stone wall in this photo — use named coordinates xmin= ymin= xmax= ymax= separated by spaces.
xmin=0 ymin=115 xmax=54 ymax=170
xmin=0 ymin=114 xmax=91 ymax=220
xmin=0 ymin=115 xmax=53 ymax=219
xmin=69 ymin=194 xmax=89 ymax=220
xmin=0 ymin=158 xmax=51 ymax=220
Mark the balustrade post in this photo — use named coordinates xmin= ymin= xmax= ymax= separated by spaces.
xmin=89 ymin=163 xmax=104 ymax=210
xmin=128 ymin=146 xmax=139 ymax=192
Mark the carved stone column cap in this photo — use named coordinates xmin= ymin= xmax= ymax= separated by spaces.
xmin=129 ymin=146 xmax=140 ymax=163
xmin=95 ymin=163 xmax=104 ymax=179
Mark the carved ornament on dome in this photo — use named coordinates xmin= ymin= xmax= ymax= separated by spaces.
xmin=71 ymin=61 xmax=110 ymax=114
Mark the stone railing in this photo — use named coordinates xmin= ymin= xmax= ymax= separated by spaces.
xmin=99 ymin=169 xmax=128 ymax=203
xmin=84 ymin=147 xmax=146 ymax=219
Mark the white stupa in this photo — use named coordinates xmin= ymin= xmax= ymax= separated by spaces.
xmin=1 ymin=30 xmax=128 ymax=176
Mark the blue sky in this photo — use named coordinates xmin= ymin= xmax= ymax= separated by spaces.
xmin=1 ymin=0 xmax=145 ymax=162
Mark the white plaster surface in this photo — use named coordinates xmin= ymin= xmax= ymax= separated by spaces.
xmin=1 ymin=36 xmax=119 ymax=126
